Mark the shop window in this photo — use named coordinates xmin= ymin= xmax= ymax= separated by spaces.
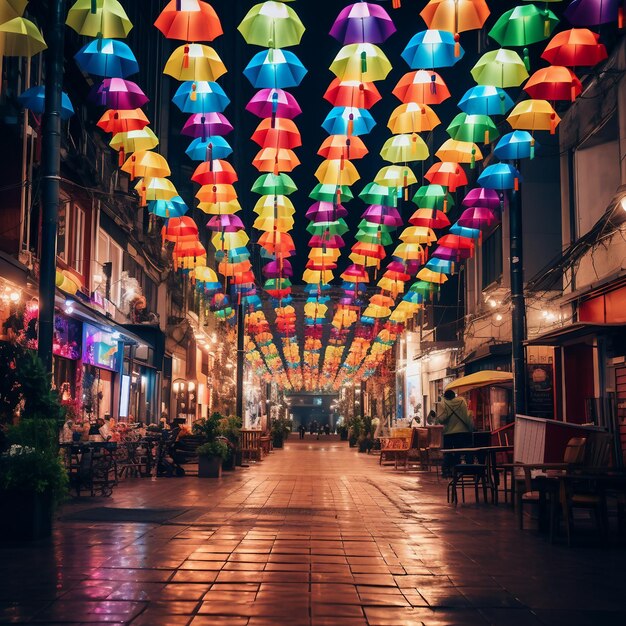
xmin=482 ymin=225 xmax=503 ymax=289
xmin=72 ymin=205 xmax=85 ymax=274
xmin=97 ymin=230 xmax=124 ymax=307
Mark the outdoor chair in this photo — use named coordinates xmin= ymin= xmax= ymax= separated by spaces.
xmin=420 ymin=426 xmax=444 ymax=476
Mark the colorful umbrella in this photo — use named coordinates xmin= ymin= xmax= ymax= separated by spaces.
xmin=207 ymin=214 xmax=244 ymax=232
xmin=471 ymin=49 xmax=529 ymax=87
xmin=136 ymin=177 xmax=178 ymax=203
xmin=458 ymin=85 xmax=514 ymax=116
xmin=181 ymin=112 xmax=232 ymax=138
xmin=97 ymin=108 xmax=149 ymax=133
xmin=196 ymin=183 xmax=237 ymax=203
xmin=450 ymin=223 xmax=481 ymax=239
xmin=359 ymin=182 xmax=399 ymax=205
xmin=89 ymin=78 xmax=148 ymax=108
xmin=564 ymin=0 xmax=621 ymax=26
xmin=409 ymin=208 xmax=451 ymax=229
xmin=185 ymin=136 xmax=232 ymax=160
xmin=243 ymin=48 xmax=307 ymax=88
xmin=318 ymin=134 xmax=368 ymax=160
xmin=401 ymin=30 xmax=464 ymax=69
xmin=251 ymin=117 xmax=301 ymax=149
xmin=462 ymin=187 xmax=501 ymax=209
xmin=329 ymin=43 xmax=392 ymax=81
xmin=74 ymin=38 xmax=138 ymax=78
xmin=0 ymin=17 xmax=46 ymax=57
xmin=253 ymin=146 xmax=300 ymax=172
xmin=310 ymin=184 xmax=354 ymax=203
xmin=110 ymin=128 xmax=159 ymax=163
xmin=198 ymin=199 xmax=242 ymax=215
xmin=323 ymin=78 xmax=382 ymax=108
xmin=164 ymin=43 xmax=226 ymax=82
xmin=424 ymin=161 xmax=468 ymax=191
xmin=18 ymin=86 xmax=74 ymax=120
xmin=362 ymin=205 xmax=403 ymax=227
xmin=458 ymin=206 xmax=497 ymax=229
xmin=413 ymin=184 xmax=454 ymax=210
xmin=0 ymin=0 xmax=27 ymax=24
xmin=172 ymin=81 xmax=229 ymax=113
xmin=542 ymin=28 xmax=608 ymax=66
xmin=380 ymin=133 xmax=429 ymax=163
xmin=122 ymin=151 xmax=170 ymax=179
xmin=246 ymin=88 xmax=302 ymax=118
xmin=420 ymin=0 xmax=490 ymax=34
xmin=192 ymin=160 xmax=238 ymax=185
xmin=507 ymin=99 xmax=560 ymax=133
xmin=489 ymin=4 xmax=559 ymax=47
xmin=388 ymin=102 xmax=441 ymax=133
xmin=374 ymin=165 xmax=417 ymax=188
xmin=446 ymin=112 xmax=499 ymax=144
xmin=392 ymin=70 xmax=450 ymax=104
xmin=322 ymin=107 xmax=376 ymax=136
xmin=315 ymin=159 xmax=360 ymax=185
xmin=436 ymin=138 xmax=483 ymax=165
xmin=477 ymin=163 xmax=522 ymax=190
xmin=238 ymin=1 xmax=305 ymax=48
xmin=66 ymin=0 xmax=133 ymax=38
xmin=253 ymin=173 xmax=298 ymax=195
xmin=524 ymin=65 xmax=582 ymax=101
xmin=154 ymin=0 xmax=223 ymax=42
xmin=148 ymin=196 xmax=188 ymax=219
xmin=329 ymin=2 xmax=396 ymax=44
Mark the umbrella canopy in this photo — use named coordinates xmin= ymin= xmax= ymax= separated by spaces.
xmin=462 ymin=187 xmax=501 ymax=209
xmin=243 ymin=48 xmax=307 ymax=88
xmin=458 ymin=206 xmax=497 ymax=229
xmin=380 ymin=133 xmax=429 ymax=163
xmin=458 ymin=85 xmax=514 ymax=116
xmin=436 ymin=138 xmax=483 ymax=164
xmin=196 ymin=183 xmax=237 ymax=203
xmin=185 ymin=136 xmax=232 ymax=160
xmin=450 ymin=223 xmax=481 ymax=238
xmin=66 ymin=0 xmax=132 ymax=38
xmin=97 ymin=108 xmax=149 ymax=133
xmin=360 ymin=182 xmax=399 ymax=205
xmin=399 ymin=226 xmax=437 ymax=244
xmin=192 ymin=160 xmax=238 ymax=185
xmin=388 ymin=102 xmax=440 ymax=133
xmin=136 ymin=177 xmax=178 ymax=203
xmin=154 ymin=0 xmax=223 ymax=42
xmin=507 ymin=99 xmax=560 ymax=133
xmin=246 ymin=88 xmax=302 ymax=119
xmin=489 ymin=4 xmax=559 ymax=47
xmin=329 ymin=43 xmax=392 ymax=81
xmin=362 ymin=205 xmax=403 ymax=227
xmin=413 ymin=184 xmax=455 ymax=211
xmin=315 ymin=159 xmax=360 ymax=185
xmin=0 ymin=0 xmax=28 ymax=24
xmin=110 ymin=128 xmax=159 ymax=154
xmin=18 ymin=86 xmax=74 ymax=120
xmin=122 ymin=151 xmax=170 ymax=179
xmin=524 ymin=66 xmax=582 ymax=101
xmin=424 ymin=161 xmax=468 ymax=191
xmin=310 ymin=183 xmax=353 ymax=203
xmin=477 ymin=163 xmax=522 ymax=190
xmin=253 ymin=173 xmax=297 ymax=195
xmin=181 ymin=112 xmax=232 ymax=138
xmin=409 ymin=207 xmax=451 ymax=229
xmin=89 ymin=78 xmax=148 ymax=108
xmin=392 ymin=70 xmax=450 ymax=104
xmin=319 ymin=134 xmax=368 ymax=160
xmin=197 ymin=199 xmax=242 ymax=215
xmin=74 ymin=38 xmax=138 ymax=78
xmin=542 ymin=28 xmax=608 ymax=66
xmin=471 ymin=49 xmax=529 ymax=87
xmin=148 ymin=196 xmax=188 ymax=219
xmin=330 ymin=2 xmax=396 ymax=44
xmin=374 ymin=165 xmax=417 ymax=188
xmin=256 ymin=195 xmax=295 ymax=215
xmin=172 ymin=80 xmax=229 ymax=113
xmin=0 ymin=17 xmax=46 ymax=57
xmin=401 ymin=29 xmax=463 ymax=69
xmin=253 ymin=146 xmax=300 ymax=172
xmin=251 ymin=117 xmax=301 ymax=149
xmin=206 ymin=214 xmax=244 ymax=232
xmin=564 ymin=0 xmax=621 ymax=26
xmin=322 ymin=106 xmax=376 ymax=136
xmin=164 ymin=43 xmax=226 ymax=82
xmin=445 ymin=370 xmax=513 ymax=394
xmin=255 ymin=214 xmax=295 ymax=231
xmin=446 ymin=112 xmax=499 ymax=144
xmin=420 ymin=0 xmax=490 ymax=34
xmin=238 ymin=0 xmax=305 ymax=48
xmin=323 ymin=78 xmax=381 ymax=108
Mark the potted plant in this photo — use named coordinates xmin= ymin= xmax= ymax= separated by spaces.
xmin=196 ymin=439 xmax=229 ymax=478
xmin=270 ymin=416 xmax=291 ymax=448
xmin=358 ymin=434 xmax=374 ymax=453
xmin=337 ymin=424 xmax=349 ymax=441
xmin=348 ymin=417 xmax=363 ymax=448
xmin=218 ymin=415 xmax=242 ymax=470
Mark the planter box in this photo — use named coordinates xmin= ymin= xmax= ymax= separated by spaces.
xmin=272 ymin=438 xmax=284 ymax=449
xmin=0 ymin=490 xmax=53 ymax=540
xmin=198 ymin=455 xmax=222 ymax=478
xmin=222 ymin=453 xmax=236 ymax=471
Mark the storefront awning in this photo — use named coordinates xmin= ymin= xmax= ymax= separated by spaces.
xmin=525 ymin=322 xmax=624 ymax=346
xmin=445 ymin=370 xmax=513 ymax=394
xmin=0 ymin=251 xmax=29 ymax=287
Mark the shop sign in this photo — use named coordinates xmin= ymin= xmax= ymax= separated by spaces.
xmin=527 ymin=362 xmax=554 ymax=418
xmin=83 ymin=323 xmax=119 ymax=371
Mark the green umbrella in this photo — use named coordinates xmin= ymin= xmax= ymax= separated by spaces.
xmin=238 ymin=0 xmax=305 ymax=48
xmin=356 ymin=224 xmax=394 ymax=246
xmin=412 ymin=185 xmax=454 ymax=211
xmin=66 ymin=0 xmax=133 ymax=39
xmin=489 ymin=4 xmax=558 ymax=48
xmin=359 ymin=182 xmax=399 ymax=206
xmin=252 ymin=173 xmax=297 ymax=195
xmin=446 ymin=112 xmax=500 ymax=144
xmin=306 ymin=219 xmax=349 ymax=236
xmin=409 ymin=280 xmax=439 ymax=297
xmin=471 ymin=49 xmax=529 ymax=88
xmin=309 ymin=183 xmax=353 ymax=203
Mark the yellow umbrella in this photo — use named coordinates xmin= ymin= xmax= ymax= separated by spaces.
xmin=507 ymin=99 xmax=560 ymax=133
xmin=0 ymin=17 xmax=46 ymax=57
xmin=377 ymin=277 xmax=406 ymax=296
xmin=399 ymin=226 xmax=437 ymax=244
xmin=122 ymin=150 xmax=170 ymax=179
xmin=211 ymin=230 xmax=249 ymax=250
xmin=253 ymin=215 xmax=295 ymax=231
xmin=417 ymin=267 xmax=448 ymax=284
xmin=0 ymin=0 xmax=28 ymax=23
xmin=329 ymin=43 xmax=392 ymax=82
xmin=349 ymin=252 xmax=379 ymax=267
xmin=374 ymin=165 xmax=417 ymax=188
xmin=66 ymin=0 xmax=133 ymax=38
xmin=135 ymin=177 xmax=177 ymax=204
xmin=196 ymin=200 xmax=242 ymax=215
xmin=302 ymin=269 xmax=334 ymax=284
xmin=309 ymin=248 xmax=341 ymax=263
xmin=435 ymin=138 xmax=483 ymax=164
xmin=164 ymin=43 xmax=226 ymax=82
xmin=380 ymin=134 xmax=429 ymax=163
xmin=388 ymin=102 xmax=441 ymax=134
xmin=110 ymin=128 xmax=159 ymax=163
xmin=314 ymin=159 xmax=360 ymax=185
xmin=253 ymin=195 xmax=295 ymax=215
xmin=445 ymin=370 xmax=513 ymax=394
xmin=196 ymin=184 xmax=237 ymax=203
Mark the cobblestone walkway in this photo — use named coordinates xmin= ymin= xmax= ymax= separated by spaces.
xmin=1 ymin=436 xmax=625 ymax=625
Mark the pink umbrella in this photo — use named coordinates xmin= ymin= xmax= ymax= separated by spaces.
xmin=462 ymin=187 xmax=501 ymax=210
xmin=308 ymin=234 xmax=345 ymax=248
xmin=362 ymin=205 xmax=403 ymax=227
xmin=206 ymin=215 xmax=244 ymax=232
xmin=458 ymin=207 xmax=497 ymax=230
xmin=246 ymin=88 xmax=302 ymax=119
xmin=89 ymin=78 xmax=148 ymax=109
xmin=305 ymin=201 xmax=348 ymax=220
xmin=431 ymin=245 xmax=473 ymax=261
xmin=182 ymin=113 xmax=233 ymax=138
xmin=263 ymin=259 xmax=294 ymax=277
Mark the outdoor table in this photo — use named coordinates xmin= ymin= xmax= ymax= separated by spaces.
xmin=60 ymin=442 xmax=118 ymax=496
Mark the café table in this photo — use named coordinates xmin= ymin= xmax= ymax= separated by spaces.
xmin=60 ymin=441 xmax=118 ymax=496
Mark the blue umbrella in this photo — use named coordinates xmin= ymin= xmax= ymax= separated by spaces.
xmin=185 ymin=136 xmax=233 ymax=161
xmin=74 ymin=38 xmax=138 ymax=78
xmin=401 ymin=30 xmax=463 ymax=69
xmin=243 ymin=48 xmax=307 ymax=89
xmin=478 ymin=163 xmax=522 ymax=190
xmin=425 ymin=257 xmax=455 ymax=273
xmin=322 ymin=106 xmax=376 ymax=136
xmin=147 ymin=196 xmax=189 ymax=219
xmin=458 ymin=85 xmax=514 ymax=116
xmin=18 ymin=86 xmax=74 ymax=120
xmin=172 ymin=81 xmax=230 ymax=114
xmin=224 ymin=247 xmax=251 ymax=264
xmin=494 ymin=131 xmax=538 ymax=160
xmin=449 ymin=223 xmax=482 ymax=239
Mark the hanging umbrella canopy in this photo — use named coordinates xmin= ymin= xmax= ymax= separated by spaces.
xmin=66 ymin=0 xmax=132 ymax=38
xmin=185 ymin=136 xmax=232 ymax=160
xmin=417 ymin=267 xmax=449 ymax=284
xmin=450 ymin=223 xmax=481 ymax=238
xmin=362 ymin=205 xmax=403 ymax=227
xmin=258 ymin=231 xmax=295 ymax=256
xmin=206 ymin=214 xmax=244 ymax=232
xmin=181 ymin=112 xmax=232 ymax=138
xmin=323 ymin=78 xmax=381 ymax=109
xmin=246 ymin=87 xmax=302 ymax=119
xmin=477 ymin=163 xmax=522 ymax=189
xmin=164 ymin=43 xmax=226 ymax=82
xmin=392 ymin=70 xmax=450 ymax=104
xmin=564 ymin=0 xmax=621 ymax=26
xmin=424 ymin=161 xmax=468 ymax=191
xmin=400 ymin=226 xmax=437 ymax=244
xmin=251 ymin=117 xmax=301 ymax=148
xmin=446 ymin=370 xmax=513 ymax=394
xmin=360 ymin=182 xmax=399 ymax=205
xmin=524 ymin=66 xmax=582 ymax=101
xmin=154 ymin=0 xmax=223 ymax=42
xmin=136 ymin=177 xmax=178 ymax=203
xmin=196 ymin=183 xmax=237 ymax=203
xmin=0 ymin=0 xmax=28 ymax=23
xmin=458 ymin=206 xmax=497 ymax=229
xmin=355 ymin=225 xmax=393 ymax=247
xmin=255 ymin=194 xmax=295 ymax=215
xmin=253 ymin=146 xmax=300 ymax=172
xmin=110 ymin=128 xmax=159 ymax=154
xmin=18 ymin=86 xmax=74 ymax=120
xmin=122 ymin=151 xmax=170 ymax=179
xmin=308 ymin=218 xmax=349 ymax=236
xmin=253 ymin=172 xmax=297 ymax=195
xmin=413 ymin=184 xmax=454 ymax=211
xmin=172 ymin=80 xmax=229 ymax=113
xmin=401 ymin=29 xmax=463 ymax=69
xmin=243 ymin=48 xmax=307 ymax=88
xmin=192 ymin=159 xmax=238 ymax=185
xmin=97 ymin=108 xmax=149 ymax=133
xmin=447 ymin=112 xmax=499 ymax=144
xmin=310 ymin=183 xmax=353 ymax=203
xmin=322 ymin=106 xmax=376 ymax=136
xmin=238 ymin=0 xmax=305 ymax=48
xmin=388 ymin=102 xmax=440 ymax=133
xmin=89 ymin=78 xmax=148 ymax=108
xmin=255 ymin=214 xmax=295 ymax=231
xmin=329 ymin=43 xmax=392 ymax=82
xmin=409 ymin=207 xmax=451 ymax=229
xmin=420 ymin=0 xmax=490 ymax=34
xmin=315 ymin=159 xmax=360 ymax=185
xmin=489 ymin=4 xmax=559 ymax=47
xmin=380 ymin=133 xmax=429 ymax=163
xmin=507 ymin=99 xmax=560 ymax=132
xmin=471 ymin=49 xmax=529 ymax=87
xmin=0 ymin=17 xmax=46 ymax=57
xmin=458 ymin=85 xmax=514 ymax=116
xmin=462 ymin=187 xmax=501 ymax=209
xmin=74 ymin=38 xmax=138 ymax=78
xmin=318 ymin=134 xmax=368 ymax=160
xmin=542 ymin=28 xmax=608 ymax=66
xmin=425 ymin=257 xmax=455 ymax=274
xmin=436 ymin=138 xmax=483 ymax=164
xmin=306 ymin=201 xmax=347 ymax=221
xmin=197 ymin=199 xmax=242 ymax=215
xmin=374 ymin=164 xmax=417 ymax=187
xmin=148 ymin=196 xmax=188 ymax=219
xmin=330 ymin=2 xmax=396 ymax=44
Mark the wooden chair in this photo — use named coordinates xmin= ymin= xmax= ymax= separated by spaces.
xmin=399 ymin=428 xmax=428 ymax=471
xmin=240 ymin=429 xmax=262 ymax=462
xmin=379 ymin=437 xmax=410 ymax=468
xmin=420 ymin=426 xmax=444 ymax=476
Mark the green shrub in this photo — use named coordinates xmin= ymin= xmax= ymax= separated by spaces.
xmin=196 ymin=439 xmax=229 ymax=460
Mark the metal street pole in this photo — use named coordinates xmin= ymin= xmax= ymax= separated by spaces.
xmin=235 ymin=301 xmax=245 ymax=420
xmin=509 ymin=160 xmax=527 ymax=416
xmin=38 ymin=0 xmax=66 ymax=373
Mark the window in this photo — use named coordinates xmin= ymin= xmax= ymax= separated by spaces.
xmin=97 ymin=230 xmax=124 ymax=307
xmin=56 ymin=200 xmax=69 ymax=262
xmin=482 ymin=225 xmax=503 ymax=289
xmin=72 ymin=205 xmax=85 ymax=273
xmin=57 ymin=201 xmax=86 ymax=275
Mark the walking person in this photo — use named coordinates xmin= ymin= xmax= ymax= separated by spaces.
xmin=298 ymin=423 xmax=306 ymax=439
xmin=437 ymin=389 xmax=474 ymax=477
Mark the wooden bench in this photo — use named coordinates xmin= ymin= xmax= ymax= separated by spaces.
xmin=240 ymin=429 xmax=262 ymax=462
xmin=380 ymin=428 xmax=413 ymax=468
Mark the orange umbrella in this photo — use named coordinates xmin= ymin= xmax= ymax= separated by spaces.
xmin=420 ymin=0 xmax=490 ymax=35
xmin=424 ymin=162 xmax=468 ymax=191
xmin=252 ymin=147 xmax=300 ymax=172
xmin=196 ymin=183 xmax=237 ymax=203
xmin=318 ymin=134 xmax=368 ymax=160
xmin=392 ymin=70 xmax=450 ymax=105
xmin=154 ymin=0 xmax=223 ymax=42
xmin=409 ymin=208 xmax=451 ymax=229
xmin=97 ymin=108 xmax=149 ymax=134
xmin=323 ymin=77 xmax=381 ymax=108
xmin=258 ymin=231 xmax=295 ymax=256
xmin=251 ymin=117 xmax=301 ymax=149
xmin=162 ymin=216 xmax=199 ymax=242
xmin=191 ymin=160 xmax=237 ymax=185
xmin=388 ymin=102 xmax=441 ymax=134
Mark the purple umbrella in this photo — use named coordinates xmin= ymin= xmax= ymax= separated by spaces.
xmin=564 ymin=0 xmax=621 ymax=26
xmin=362 ymin=205 xmax=403 ymax=227
xmin=305 ymin=201 xmax=348 ymax=220
xmin=89 ymin=78 xmax=148 ymax=109
xmin=392 ymin=257 xmax=421 ymax=275
xmin=462 ymin=187 xmax=501 ymax=210
xmin=308 ymin=234 xmax=345 ymax=248
xmin=206 ymin=215 xmax=244 ymax=232
xmin=432 ymin=245 xmax=473 ymax=261
xmin=458 ymin=207 xmax=497 ymax=230
xmin=330 ymin=2 xmax=396 ymax=44
xmin=263 ymin=259 xmax=294 ymax=278
xmin=182 ymin=113 xmax=233 ymax=138
xmin=246 ymin=88 xmax=302 ymax=119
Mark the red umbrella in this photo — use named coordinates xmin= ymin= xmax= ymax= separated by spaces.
xmin=524 ymin=66 xmax=582 ymax=102
xmin=323 ymin=77 xmax=381 ymax=109
xmin=409 ymin=208 xmax=450 ymax=229
xmin=541 ymin=28 xmax=608 ymax=67
xmin=191 ymin=160 xmax=238 ymax=185
xmin=424 ymin=162 xmax=468 ymax=192
xmin=318 ymin=134 xmax=368 ymax=160
xmin=438 ymin=234 xmax=475 ymax=250
xmin=154 ymin=0 xmax=223 ymax=42
xmin=392 ymin=70 xmax=450 ymax=105
xmin=251 ymin=117 xmax=301 ymax=149
xmin=97 ymin=109 xmax=149 ymax=134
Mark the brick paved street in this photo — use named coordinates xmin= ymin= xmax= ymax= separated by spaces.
xmin=1 ymin=437 xmax=625 ymax=625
